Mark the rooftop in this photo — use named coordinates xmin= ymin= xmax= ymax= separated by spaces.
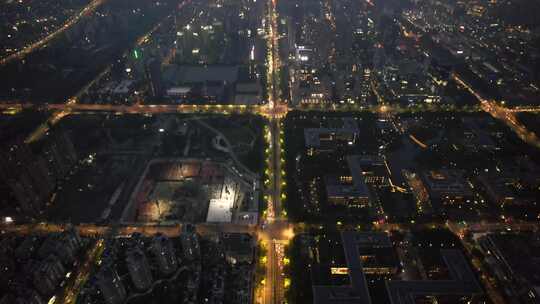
xmin=312 ymin=232 xmax=482 ymax=304
xmin=386 ymin=250 xmax=482 ymax=304
xmin=421 ymin=169 xmax=473 ymax=197
xmin=304 ymin=117 xmax=359 ymax=148
xmin=324 ymin=174 xmax=370 ymax=200
xmin=313 ymin=232 xmax=394 ymax=304
xmin=163 ymin=65 xmax=239 ymax=85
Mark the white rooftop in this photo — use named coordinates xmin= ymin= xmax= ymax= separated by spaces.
xmin=206 ymin=198 xmax=233 ymax=223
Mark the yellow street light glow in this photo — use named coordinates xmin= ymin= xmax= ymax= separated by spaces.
xmin=283 ymin=227 xmax=294 ymax=240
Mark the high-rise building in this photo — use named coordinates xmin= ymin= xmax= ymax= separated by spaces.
xmin=146 ymin=58 xmax=163 ymax=98
xmin=372 ymin=47 xmax=386 ymax=73
xmin=63 ymin=227 xmax=83 ymax=251
xmin=41 ymin=131 xmax=78 ymax=180
xmin=16 ymin=290 xmax=44 ymax=304
xmin=126 ymin=248 xmax=153 ymax=291
xmin=180 ymin=224 xmax=200 ymax=261
xmin=0 ymin=142 xmax=54 ymax=215
xmin=0 ymin=294 xmax=14 ymax=304
xmin=33 ymin=255 xmax=66 ymax=296
xmin=38 ymin=234 xmax=76 ymax=263
xmin=96 ymin=266 xmax=127 ymax=304
xmin=0 ymin=291 xmax=43 ymax=304
xmin=0 ymin=131 xmax=77 ymax=216
xmin=150 ymin=234 xmax=178 ymax=276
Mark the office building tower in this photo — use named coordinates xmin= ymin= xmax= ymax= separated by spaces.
xmin=33 ymin=255 xmax=66 ymax=296
xmin=180 ymin=224 xmax=200 ymax=261
xmin=126 ymin=248 xmax=153 ymax=290
xmin=41 ymin=131 xmax=77 ymax=180
xmin=150 ymin=234 xmax=178 ymax=276
xmin=97 ymin=266 xmax=127 ymax=304
xmin=0 ymin=142 xmax=54 ymax=215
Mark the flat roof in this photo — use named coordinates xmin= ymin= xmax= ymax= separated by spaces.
xmin=422 ymin=169 xmax=473 ymax=196
xmin=386 ymin=249 xmax=482 ymax=304
xmin=206 ymin=198 xmax=233 ymax=222
xmin=313 ymin=232 xmax=482 ymax=304
xmin=163 ymin=65 xmax=239 ymax=84
xmin=167 ymin=87 xmax=191 ymax=94
xmin=304 ymin=118 xmax=359 ymax=148
xmin=313 ymin=232 xmax=392 ymax=304
xmin=112 ymin=80 xmax=134 ymax=94
xmin=234 ymin=94 xmax=261 ymax=105
xmin=325 ymin=175 xmax=370 ymax=199
xmin=221 ymin=233 xmax=253 ymax=255
xmin=235 ymin=82 xmax=260 ymax=93
xmin=324 ymin=155 xmax=379 ymax=200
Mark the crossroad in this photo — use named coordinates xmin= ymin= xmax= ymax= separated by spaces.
xmin=1 ymin=216 xmax=539 ymax=304
xmin=453 ymin=74 xmax=540 ymax=149
xmin=1 ymin=45 xmax=539 ymax=304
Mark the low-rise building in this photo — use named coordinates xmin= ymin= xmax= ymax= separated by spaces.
xmin=312 ymin=232 xmax=399 ymax=304
xmin=304 ymin=118 xmax=359 ymax=155
xmin=220 ymin=233 xmax=254 ymax=264
xmin=347 ymin=155 xmax=391 ymax=187
xmin=478 ymin=233 xmax=540 ymax=303
xmin=324 ymin=174 xmax=371 ymax=208
xmin=421 ymin=169 xmax=474 ymax=206
xmin=126 ymin=247 xmax=153 ymax=291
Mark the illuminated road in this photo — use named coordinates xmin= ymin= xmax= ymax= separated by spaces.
xmin=20 ymin=11 xmax=180 ymax=144
xmin=260 ymin=117 xmax=287 ymax=304
xmin=57 ymin=238 xmax=106 ymax=304
xmin=0 ymin=222 xmax=257 ymax=238
xmin=259 ymin=0 xmax=292 ymax=303
xmin=0 ymin=0 xmax=293 ymax=300
xmin=0 ymin=102 xmax=262 ymax=114
xmin=0 ymin=0 xmax=107 ymax=66
xmin=2 ymin=219 xmax=537 ymax=304
xmin=4 ymin=2 xmax=539 ymax=304
xmin=399 ymin=15 xmax=540 ymax=150
xmin=7 ymin=98 xmax=539 ymax=119
xmin=2 ymin=220 xmax=538 ymax=238
xmin=453 ymin=74 xmax=540 ymax=149
xmin=507 ymin=106 xmax=540 ymax=113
